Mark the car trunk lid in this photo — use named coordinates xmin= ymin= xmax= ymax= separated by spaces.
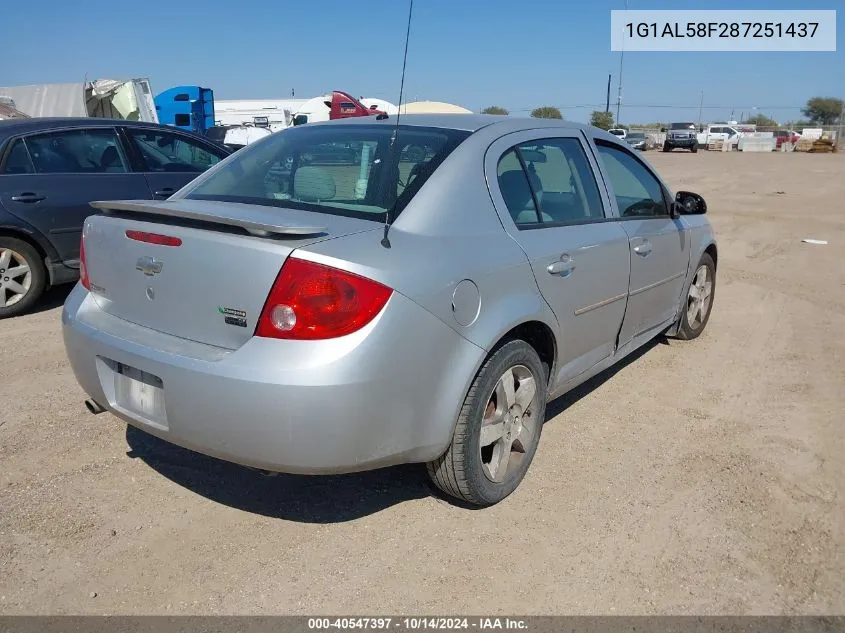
xmin=83 ymin=199 xmax=379 ymax=350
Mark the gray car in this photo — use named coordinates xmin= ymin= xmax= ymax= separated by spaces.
xmin=62 ymin=115 xmax=717 ymax=506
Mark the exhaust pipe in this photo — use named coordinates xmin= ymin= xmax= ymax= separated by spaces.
xmin=85 ymin=399 xmax=106 ymax=415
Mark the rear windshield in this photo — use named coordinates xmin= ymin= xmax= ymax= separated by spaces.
xmin=670 ymin=122 xmax=696 ymax=130
xmin=627 ymin=132 xmax=645 ymax=139
xmin=180 ymin=123 xmax=470 ymax=222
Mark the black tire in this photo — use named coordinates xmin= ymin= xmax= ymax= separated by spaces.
xmin=663 ymin=143 xmax=671 ymax=152
xmin=676 ymin=253 xmax=716 ymax=340
xmin=427 ymin=340 xmax=548 ymax=506
xmin=0 ymin=237 xmax=47 ymax=319
xmin=690 ymin=144 xmax=698 ymax=153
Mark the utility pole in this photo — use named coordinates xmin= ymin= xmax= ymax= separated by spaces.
xmin=606 ymin=74 xmax=611 ymax=113
xmin=698 ymin=91 xmax=704 ymax=129
xmin=837 ymin=99 xmax=845 ymax=149
xmin=615 ymin=50 xmax=624 ymax=124
xmin=615 ymin=0 xmax=629 ymax=125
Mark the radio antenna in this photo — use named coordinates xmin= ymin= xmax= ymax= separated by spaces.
xmin=381 ymin=0 xmax=414 ymax=248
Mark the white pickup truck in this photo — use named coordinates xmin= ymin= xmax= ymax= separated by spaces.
xmin=697 ymin=124 xmax=741 ymax=148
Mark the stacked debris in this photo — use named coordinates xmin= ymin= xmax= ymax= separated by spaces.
xmin=807 ymin=137 xmax=837 ymax=153
xmin=0 ymin=96 xmax=30 ymax=119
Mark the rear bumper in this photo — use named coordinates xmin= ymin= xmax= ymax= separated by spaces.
xmin=62 ymin=285 xmax=485 ymax=474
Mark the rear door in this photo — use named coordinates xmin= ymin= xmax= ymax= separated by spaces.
xmin=121 ymin=127 xmax=227 ymax=200
xmin=486 ymin=130 xmax=631 ymax=384
xmin=0 ymin=126 xmax=150 ymax=266
xmin=593 ymin=141 xmax=690 ymax=345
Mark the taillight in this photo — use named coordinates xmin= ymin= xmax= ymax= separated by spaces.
xmin=79 ymin=233 xmax=91 ymax=290
xmin=125 ymin=230 xmax=182 ymax=247
xmin=255 ymin=258 xmax=392 ymax=340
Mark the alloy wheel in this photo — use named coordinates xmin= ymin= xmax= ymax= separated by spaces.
xmin=479 ymin=364 xmax=540 ymax=483
xmin=0 ymin=248 xmax=33 ymax=308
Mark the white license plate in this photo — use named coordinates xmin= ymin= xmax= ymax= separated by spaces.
xmin=115 ymin=364 xmax=166 ymax=423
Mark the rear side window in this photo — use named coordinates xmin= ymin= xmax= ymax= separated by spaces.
xmin=2 ymin=139 xmax=35 ymax=174
xmin=496 ymin=138 xmax=605 ymax=227
xmin=25 ymin=128 xmax=128 ymax=174
xmin=127 ymin=129 xmax=222 ymax=173
xmin=182 ymin=124 xmax=469 ymax=222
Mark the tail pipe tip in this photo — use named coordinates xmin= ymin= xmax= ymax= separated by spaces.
xmin=85 ymin=399 xmax=107 ymax=415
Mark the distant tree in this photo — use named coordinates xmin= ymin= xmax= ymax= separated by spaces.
xmin=590 ymin=111 xmax=614 ymax=130
xmin=801 ymin=97 xmax=844 ymax=125
xmin=481 ymin=106 xmax=509 ymax=115
xmin=626 ymin=122 xmax=668 ymax=129
xmin=789 ymin=120 xmax=815 ymax=130
xmin=530 ymin=106 xmax=563 ymax=119
xmin=742 ymin=114 xmax=778 ymax=127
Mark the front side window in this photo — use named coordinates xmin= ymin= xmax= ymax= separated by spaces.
xmin=127 ymin=129 xmax=221 ymax=173
xmin=595 ymin=142 xmax=667 ymax=218
xmin=181 ymin=124 xmax=469 ymax=221
xmin=1 ymin=139 xmax=35 ymax=174
xmin=496 ymin=137 xmax=605 ymax=228
xmin=24 ymin=128 xmax=128 ymax=174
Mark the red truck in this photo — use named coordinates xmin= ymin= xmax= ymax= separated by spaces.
xmin=293 ymin=91 xmax=385 ymax=126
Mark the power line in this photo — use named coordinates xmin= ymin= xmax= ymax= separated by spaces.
xmin=508 ymin=103 xmax=807 ymax=112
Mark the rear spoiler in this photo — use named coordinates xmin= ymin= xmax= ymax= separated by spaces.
xmin=90 ymin=200 xmax=326 ymax=237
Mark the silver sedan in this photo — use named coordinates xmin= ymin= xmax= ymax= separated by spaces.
xmin=62 ymin=114 xmax=717 ymax=506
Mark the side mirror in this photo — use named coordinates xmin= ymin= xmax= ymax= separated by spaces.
xmin=675 ymin=191 xmax=707 ymax=215
xmin=660 ymin=127 xmax=667 ymax=132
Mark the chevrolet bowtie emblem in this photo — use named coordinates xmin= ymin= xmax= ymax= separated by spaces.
xmin=136 ymin=256 xmax=163 ymax=276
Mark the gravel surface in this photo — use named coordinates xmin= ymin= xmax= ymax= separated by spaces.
xmin=1 ymin=151 xmax=843 ymax=615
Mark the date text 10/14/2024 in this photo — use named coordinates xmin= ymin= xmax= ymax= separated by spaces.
xmin=307 ymin=618 xmax=528 ymax=630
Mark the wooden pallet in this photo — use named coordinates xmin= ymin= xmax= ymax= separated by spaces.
xmin=807 ymin=139 xmax=837 ymax=153
xmin=707 ymin=140 xmax=725 ymax=151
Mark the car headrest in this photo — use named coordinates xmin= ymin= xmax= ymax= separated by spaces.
xmin=498 ymin=170 xmax=534 ymax=212
xmin=100 ymin=145 xmax=120 ymax=170
xmin=294 ymin=166 xmax=336 ymax=202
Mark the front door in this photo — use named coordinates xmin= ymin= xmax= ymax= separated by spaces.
xmin=486 ymin=131 xmax=631 ymax=384
xmin=121 ymin=127 xmax=225 ymax=200
xmin=593 ymin=141 xmax=690 ymax=345
xmin=0 ymin=128 xmax=150 ymax=266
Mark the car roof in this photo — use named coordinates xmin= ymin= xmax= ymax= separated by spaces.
xmin=0 ymin=117 xmax=198 ymax=139
xmin=310 ymin=113 xmax=599 ymax=135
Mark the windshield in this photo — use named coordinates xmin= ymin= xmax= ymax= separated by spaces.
xmin=181 ymin=124 xmax=470 ymax=222
xmin=627 ymin=133 xmax=645 ymax=139
xmin=608 ymin=129 xmax=625 ymax=136
xmin=670 ymin=122 xmax=696 ymax=130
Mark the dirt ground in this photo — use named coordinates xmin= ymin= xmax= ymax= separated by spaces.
xmin=1 ymin=151 xmax=843 ymax=615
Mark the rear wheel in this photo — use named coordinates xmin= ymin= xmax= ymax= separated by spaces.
xmin=676 ymin=253 xmax=715 ymax=340
xmin=0 ymin=237 xmax=47 ymax=319
xmin=663 ymin=143 xmax=671 ymax=152
xmin=427 ymin=340 xmax=547 ymax=506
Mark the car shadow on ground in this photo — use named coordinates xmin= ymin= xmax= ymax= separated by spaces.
xmin=125 ymin=335 xmax=667 ymax=522
xmin=29 ymin=284 xmax=74 ymax=315
xmin=544 ymin=336 xmax=664 ymax=420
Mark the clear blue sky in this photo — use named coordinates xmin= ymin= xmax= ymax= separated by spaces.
xmin=3 ymin=0 xmax=843 ymax=124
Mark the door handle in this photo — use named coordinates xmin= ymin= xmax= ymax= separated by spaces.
xmin=154 ymin=188 xmax=175 ymax=198
xmin=547 ymin=255 xmax=575 ymax=276
xmin=11 ymin=193 xmax=45 ymax=203
xmin=633 ymin=241 xmax=652 ymax=256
